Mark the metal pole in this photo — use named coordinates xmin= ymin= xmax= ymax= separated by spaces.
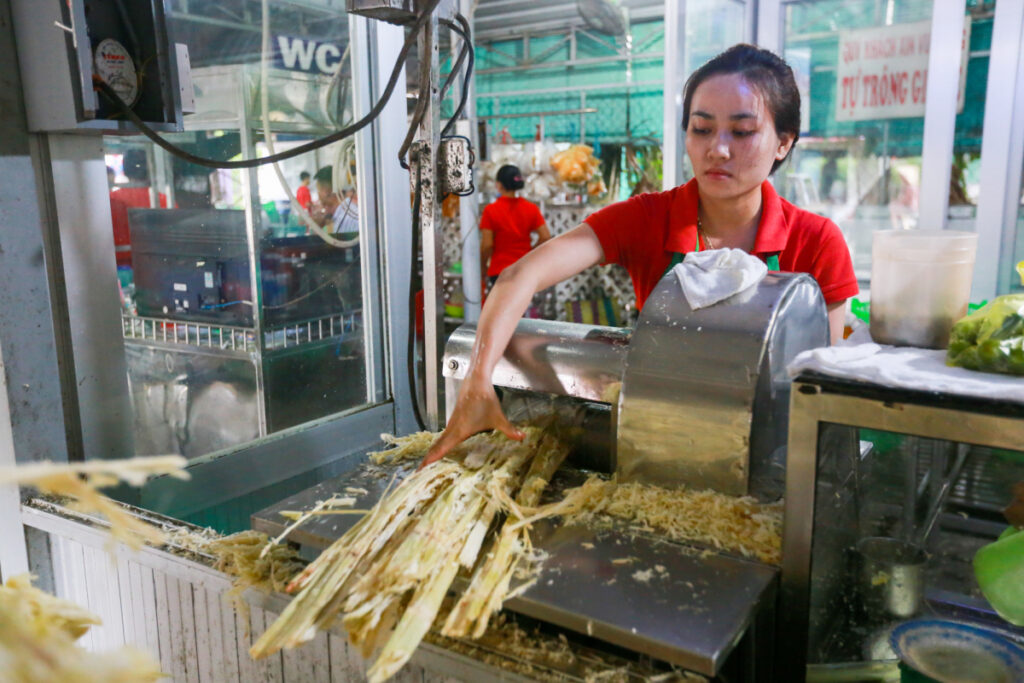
xmin=779 ymin=385 xmax=821 ymax=680
xmin=661 ymin=0 xmax=686 ymax=189
xmin=371 ymin=21 xmax=416 ymax=435
xmin=351 ymin=14 xmax=387 ymax=404
xmin=238 ymin=77 xmax=268 ymax=438
xmin=972 ymin=0 xmax=1024 ymax=298
xmin=755 ymin=0 xmax=783 ymax=55
xmin=917 ymin=0 xmax=968 ymax=232
xmin=0 ymin=342 xmax=30 ymax=580
xmin=458 ymin=0 xmax=482 ymax=323
xmin=580 ymin=91 xmax=586 ymax=142
xmin=418 ymin=12 xmax=444 ymax=430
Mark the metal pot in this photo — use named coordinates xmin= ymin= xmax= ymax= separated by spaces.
xmin=857 ymin=537 xmax=928 ymax=619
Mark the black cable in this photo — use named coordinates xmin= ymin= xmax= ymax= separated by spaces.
xmin=397 ymin=45 xmax=434 ymax=169
xmin=94 ymin=0 xmax=443 ymax=171
xmin=407 ymin=177 xmax=427 ymax=430
xmin=398 ymin=13 xmax=475 ymax=168
xmin=439 ymin=22 xmax=469 ymax=100
xmin=440 ymin=15 xmax=474 ymax=138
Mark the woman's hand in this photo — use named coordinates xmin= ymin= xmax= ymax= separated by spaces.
xmin=417 ymin=224 xmax=606 ymax=469
xmin=419 ymin=377 xmax=524 ymax=469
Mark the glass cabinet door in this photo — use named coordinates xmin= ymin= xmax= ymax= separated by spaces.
xmin=807 ymin=425 xmax=1024 ymax=671
xmin=103 ymin=5 xmax=381 ymax=460
xmin=782 ymin=0 xmax=939 ymax=280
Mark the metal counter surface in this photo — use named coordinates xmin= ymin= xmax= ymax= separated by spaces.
xmin=252 ymin=463 xmax=778 ymax=677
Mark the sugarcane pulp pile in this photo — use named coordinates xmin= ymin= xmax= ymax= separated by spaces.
xmin=250 ymin=424 xmax=572 ymax=682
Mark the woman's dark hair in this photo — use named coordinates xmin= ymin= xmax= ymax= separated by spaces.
xmin=496 ymin=164 xmax=525 ymax=191
xmin=313 ymin=165 xmax=332 ymax=186
xmin=682 ymin=43 xmax=801 ymax=174
xmin=122 ymin=148 xmax=150 ymax=182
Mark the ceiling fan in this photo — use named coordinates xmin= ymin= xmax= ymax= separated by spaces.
xmin=576 ymin=0 xmax=629 ymax=36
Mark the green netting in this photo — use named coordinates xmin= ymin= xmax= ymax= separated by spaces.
xmin=469 ymin=7 xmax=992 ymax=151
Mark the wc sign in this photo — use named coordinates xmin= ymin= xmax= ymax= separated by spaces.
xmin=274 ymin=35 xmax=344 ymax=76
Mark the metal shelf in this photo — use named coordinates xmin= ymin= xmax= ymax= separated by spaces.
xmin=263 ymin=311 xmax=362 ymax=351
xmin=122 ymin=314 xmax=257 ymax=353
xmin=122 ymin=310 xmax=363 ymax=353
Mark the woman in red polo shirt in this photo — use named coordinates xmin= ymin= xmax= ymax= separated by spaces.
xmin=422 ymin=43 xmax=858 ymax=467
xmin=481 ymin=165 xmax=551 ymax=287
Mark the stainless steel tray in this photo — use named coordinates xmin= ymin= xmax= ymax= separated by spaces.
xmin=251 ymin=462 xmax=778 ymax=677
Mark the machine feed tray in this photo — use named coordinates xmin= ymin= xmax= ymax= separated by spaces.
xmin=252 ymin=462 xmax=778 ymax=677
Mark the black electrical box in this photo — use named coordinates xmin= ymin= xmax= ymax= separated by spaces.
xmin=11 ymin=0 xmax=187 ymax=133
xmin=130 ymin=209 xmax=252 ymax=326
xmin=130 ymin=210 xmax=363 ymax=327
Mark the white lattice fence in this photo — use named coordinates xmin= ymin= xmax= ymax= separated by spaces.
xmin=441 ymin=200 xmax=636 ymax=326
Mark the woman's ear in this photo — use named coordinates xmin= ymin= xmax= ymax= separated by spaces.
xmin=775 ymin=133 xmax=796 ymax=161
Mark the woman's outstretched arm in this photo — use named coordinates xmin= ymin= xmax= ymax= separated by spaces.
xmin=419 ymin=224 xmax=605 ymax=467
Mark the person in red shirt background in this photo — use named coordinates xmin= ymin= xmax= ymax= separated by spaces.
xmin=421 ymin=43 xmax=860 ymax=468
xmin=480 ymin=165 xmax=551 ymax=287
xmin=109 ymin=149 xmax=168 ymax=268
xmin=296 ymin=171 xmax=312 ymax=211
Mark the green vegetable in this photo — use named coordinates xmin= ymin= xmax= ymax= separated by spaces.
xmin=947 ymin=294 xmax=1024 ymax=376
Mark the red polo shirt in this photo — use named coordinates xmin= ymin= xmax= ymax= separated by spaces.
xmin=296 ymin=184 xmax=312 ymax=210
xmin=584 ymin=179 xmax=858 ymax=309
xmin=481 ymin=196 xmax=545 ymax=277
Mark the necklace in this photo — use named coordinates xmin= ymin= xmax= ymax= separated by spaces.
xmin=697 ymin=216 xmax=713 ymax=251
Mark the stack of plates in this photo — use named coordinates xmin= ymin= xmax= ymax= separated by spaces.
xmin=890 ymin=620 xmax=1024 ymax=683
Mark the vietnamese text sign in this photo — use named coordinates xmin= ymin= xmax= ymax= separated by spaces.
xmin=835 ymin=20 xmax=969 ymax=122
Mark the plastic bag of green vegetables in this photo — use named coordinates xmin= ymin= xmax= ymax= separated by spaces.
xmin=947 ymin=294 xmax=1024 ymax=375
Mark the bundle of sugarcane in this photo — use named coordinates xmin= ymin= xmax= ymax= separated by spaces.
xmin=0 ymin=456 xmax=188 ymax=549
xmin=250 ymin=425 xmax=571 ymax=683
xmin=0 ymin=574 xmax=164 ymax=682
xmin=441 ymin=430 xmax=570 ymax=639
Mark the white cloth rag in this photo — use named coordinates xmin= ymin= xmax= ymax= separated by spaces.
xmin=787 ymin=343 xmax=1024 ymax=404
xmin=673 ymin=248 xmax=768 ymax=310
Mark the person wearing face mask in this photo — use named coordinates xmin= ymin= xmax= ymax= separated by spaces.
xmin=420 ymin=43 xmax=858 ymax=468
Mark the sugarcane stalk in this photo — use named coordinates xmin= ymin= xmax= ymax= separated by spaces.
xmin=252 ymin=425 xmax=571 ymax=681
xmin=442 ymin=432 xmax=570 ymax=637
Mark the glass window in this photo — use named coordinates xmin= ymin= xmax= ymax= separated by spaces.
xmin=104 ymin=4 xmax=376 ymax=460
xmin=782 ymin=0 xmax=939 ymax=281
xmin=1015 ymin=147 xmax=1024 ymax=293
xmin=679 ymin=0 xmax=750 ymax=183
xmin=949 ymin=2 xmax=995 ymax=230
xmin=469 ymin=8 xmax=668 ymax=326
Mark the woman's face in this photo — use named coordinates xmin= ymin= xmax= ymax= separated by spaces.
xmin=685 ymin=73 xmax=794 ymax=202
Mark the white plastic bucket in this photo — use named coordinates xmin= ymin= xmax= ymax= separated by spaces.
xmin=870 ymin=230 xmax=978 ymax=348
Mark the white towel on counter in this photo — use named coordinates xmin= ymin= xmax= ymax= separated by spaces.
xmin=787 ymin=343 xmax=1024 ymax=403
xmin=673 ymin=248 xmax=768 ymax=310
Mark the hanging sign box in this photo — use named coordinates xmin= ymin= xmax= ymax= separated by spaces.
xmin=835 ymin=19 xmax=970 ymax=122
xmin=274 ymin=35 xmax=344 ymax=76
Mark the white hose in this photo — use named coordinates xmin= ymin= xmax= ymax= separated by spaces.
xmin=261 ymin=0 xmax=358 ymax=248
xmin=334 ymin=137 xmax=356 ymax=194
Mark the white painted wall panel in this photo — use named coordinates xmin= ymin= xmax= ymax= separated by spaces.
xmin=25 ymin=506 xmax=531 ymax=683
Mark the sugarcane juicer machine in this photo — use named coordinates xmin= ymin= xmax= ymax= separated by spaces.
xmin=255 ymin=269 xmax=830 ymax=679
xmin=446 ymin=270 xmax=827 ymax=501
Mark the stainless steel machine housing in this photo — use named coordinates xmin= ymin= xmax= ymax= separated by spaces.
xmin=445 ymin=271 xmax=829 ymax=499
